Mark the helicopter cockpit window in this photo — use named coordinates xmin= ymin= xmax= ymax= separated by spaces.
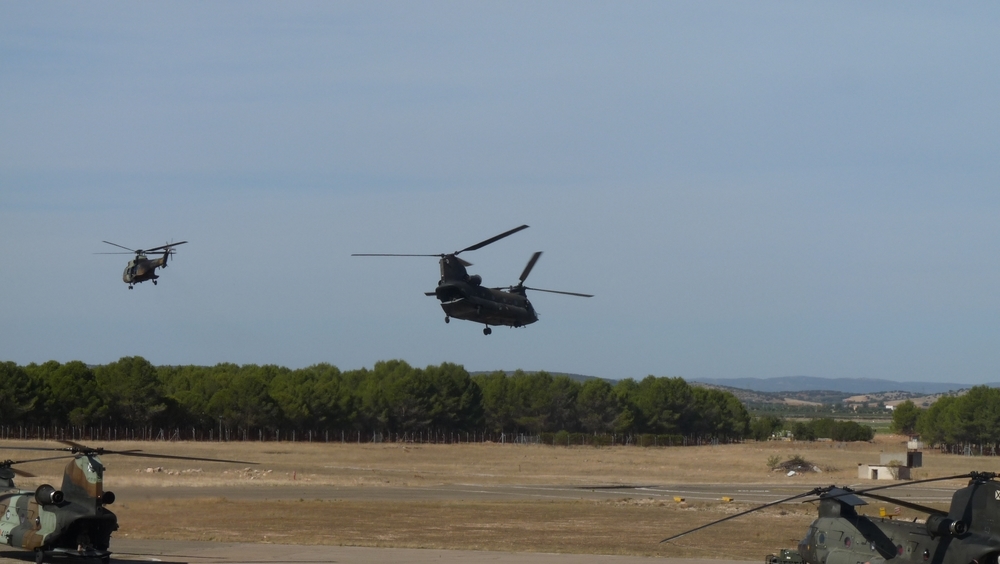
xmin=802 ymin=526 xmax=817 ymax=546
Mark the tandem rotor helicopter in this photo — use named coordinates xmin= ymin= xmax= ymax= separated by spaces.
xmin=0 ymin=440 xmax=253 ymax=564
xmin=97 ymin=241 xmax=187 ymax=289
xmin=661 ymin=472 xmax=1000 ymax=564
xmin=353 ymin=225 xmax=592 ymax=335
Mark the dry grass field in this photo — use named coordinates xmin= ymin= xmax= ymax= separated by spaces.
xmin=2 ymin=435 xmax=992 ymax=559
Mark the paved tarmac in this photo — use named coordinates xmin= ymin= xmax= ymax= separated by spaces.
xmin=0 ymin=481 xmax=956 ymax=564
xmin=1 ymin=540 xmax=754 ymax=564
xmin=114 ymin=482 xmax=957 ymax=505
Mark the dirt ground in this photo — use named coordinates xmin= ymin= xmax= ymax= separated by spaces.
xmin=1 ymin=434 xmax=992 ymax=559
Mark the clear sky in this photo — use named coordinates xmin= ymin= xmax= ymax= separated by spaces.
xmin=2 ymin=2 xmax=998 ymax=383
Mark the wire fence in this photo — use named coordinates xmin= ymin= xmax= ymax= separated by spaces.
xmin=0 ymin=425 xmax=738 ymax=447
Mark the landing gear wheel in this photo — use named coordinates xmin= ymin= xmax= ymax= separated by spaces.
xmin=483 ymin=327 xmax=492 ymax=335
xmin=34 ymin=548 xmax=44 ymax=564
xmin=153 ymin=280 xmax=157 ymax=285
xmin=445 ymin=316 xmax=450 ymax=324
xmin=128 ymin=285 xmax=133 ymax=290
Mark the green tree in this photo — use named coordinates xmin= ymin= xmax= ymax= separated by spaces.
xmin=792 ymin=421 xmax=816 ymax=441
xmin=750 ymin=415 xmax=784 ymax=441
xmin=621 ymin=376 xmax=692 ymax=434
xmin=916 ymin=395 xmax=957 ymax=446
xmin=891 ymin=400 xmax=921 ymax=435
xmin=94 ymin=356 xmax=166 ymax=426
xmin=421 ymin=362 xmax=484 ymax=432
xmin=473 ymin=371 xmax=517 ymax=432
xmin=0 ymin=362 xmax=38 ymax=425
xmin=577 ymin=379 xmax=621 ymax=433
xmin=29 ymin=360 xmax=105 ymax=427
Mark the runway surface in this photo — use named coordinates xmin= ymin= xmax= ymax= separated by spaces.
xmin=0 ymin=481 xmax=956 ymax=564
xmin=1 ymin=540 xmax=754 ymax=564
xmin=115 ymin=481 xmax=958 ymax=505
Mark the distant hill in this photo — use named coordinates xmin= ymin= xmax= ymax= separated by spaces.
xmin=690 ymin=376 xmax=979 ymax=395
xmin=469 ymin=371 xmax=611 ymax=384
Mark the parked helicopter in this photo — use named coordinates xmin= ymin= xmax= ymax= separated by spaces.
xmin=661 ymin=472 xmax=1000 ymax=564
xmin=98 ymin=241 xmax=187 ymax=289
xmin=0 ymin=440 xmax=253 ymax=564
xmin=353 ymin=225 xmax=592 ymax=335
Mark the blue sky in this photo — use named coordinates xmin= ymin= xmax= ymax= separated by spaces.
xmin=2 ymin=2 xmax=998 ymax=383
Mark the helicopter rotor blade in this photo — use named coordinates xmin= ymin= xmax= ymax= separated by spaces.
xmin=57 ymin=439 xmax=88 ymax=450
xmin=102 ymin=240 xmax=137 ymax=253
xmin=853 ymin=473 xmax=981 ymax=495
xmin=4 ymin=441 xmax=256 ymax=465
xmin=350 ymin=253 xmax=474 ymax=267
xmin=457 ymin=224 xmax=529 ymax=255
xmin=354 ymin=225 xmax=529 ymax=263
xmin=519 ymin=252 xmax=542 ymax=283
xmin=661 ymin=487 xmax=829 ymax=543
xmin=0 ymin=446 xmax=72 ymax=453
xmin=143 ymin=241 xmax=187 ymax=253
xmin=522 ymin=286 xmax=594 ymax=298
xmin=108 ymin=451 xmax=257 ymax=465
xmin=2 ymin=454 xmax=83 ymax=477
xmin=854 ymin=491 xmax=948 ymax=516
xmin=53 ymin=440 xmax=256 ymax=464
xmin=351 ymin=253 xmax=443 ymax=257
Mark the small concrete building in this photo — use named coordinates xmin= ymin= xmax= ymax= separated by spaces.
xmin=859 ymin=463 xmax=911 ymax=480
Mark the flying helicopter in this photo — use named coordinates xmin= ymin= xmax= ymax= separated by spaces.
xmin=0 ymin=440 xmax=253 ymax=564
xmin=661 ymin=472 xmax=1000 ymax=564
xmin=97 ymin=241 xmax=187 ymax=289
xmin=352 ymin=225 xmax=592 ymax=335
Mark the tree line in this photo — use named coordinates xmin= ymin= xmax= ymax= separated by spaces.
xmin=0 ymin=357 xmax=751 ymax=440
xmin=893 ymin=386 xmax=1000 ymax=449
xmin=748 ymin=414 xmax=875 ymax=442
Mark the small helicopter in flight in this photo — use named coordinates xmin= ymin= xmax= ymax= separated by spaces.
xmin=353 ymin=225 xmax=592 ymax=335
xmin=0 ymin=440 xmax=253 ymax=564
xmin=661 ymin=472 xmax=1000 ymax=564
xmin=98 ymin=240 xmax=187 ymax=289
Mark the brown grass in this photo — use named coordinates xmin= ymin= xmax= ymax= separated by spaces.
xmin=112 ymin=497 xmax=820 ymax=558
xmin=0 ymin=435 xmax=978 ymax=558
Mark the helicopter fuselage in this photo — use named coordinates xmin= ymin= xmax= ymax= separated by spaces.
xmin=434 ymin=280 xmax=538 ymax=328
xmin=352 ymin=225 xmax=590 ymax=334
xmin=102 ymin=240 xmax=186 ymax=289
xmin=0 ymin=456 xmax=117 ymax=563
xmin=794 ymin=480 xmax=1000 ymax=564
xmin=431 ymin=254 xmax=537 ymax=329
xmin=122 ymin=254 xmax=167 ymax=287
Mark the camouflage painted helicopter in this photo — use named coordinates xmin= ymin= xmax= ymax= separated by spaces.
xmin=662 ymin=472 xmax=1000 ymax=564
xmin=353 ymin=225 xmax=592 ymax=335
xmin=98 ymin=240 xmax=187 ymax=289
xmin=0 ymin=440 xmax=252 ymax=564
